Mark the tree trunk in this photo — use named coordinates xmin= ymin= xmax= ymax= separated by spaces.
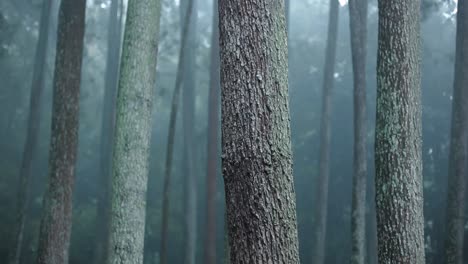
xmin=375 ymin=0 xmax=425 ymax=262
xmin=93 ymin=1 xmax=123 ymax=264
xmin=311 ymin=0 xmax=339 ymax=263
xmin=204 ymin=0 xmax=220 ymax=263
xmin=35 ymin=1 xmax=86 ymax=264
xmin=445 ymin=0 xmax=468 ymax=263
xmin=106 ymin=0 xmax=161 ymax=263
xmin=159 ymin=0 xmax=194 ymax=263
xmin=9 ymin=1 xmax=53 ymax=264
xmin=180 ymin=0 xmax=198 ymax=263
xmin=219 ymin=0 xmax=300 ymax=263
xmin=348 ymin=0 xmax=367 ymax=262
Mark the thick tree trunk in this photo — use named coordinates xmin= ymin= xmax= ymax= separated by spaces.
xmin=445 ymin=0 xmax=468 ymax=263
xmin=106 ymin=0 xmax=161 ymax=263
xmin=204 ymin=0 xmax=220 ymax=263
xmin=219 ymin=0 xmax=300 ymax=263
xmin=35 ymin=1 xmax=86 ymax=264
xmin=348 ymin=0 xmax=367 ymax=262
xmin=311 ymin=0 xmax=339 ymax=263
xmin=93 ymin=1 xmax=123 ymax=264
xmin=159 ymin=0 xmax=194 ymax=263
xmin=180 ymin=0 xmax=198 ymax=263
xmin=9 ymin=1 xmax=53 ymax=264
xmin=375 ymin=0 xmax=425 ymax=262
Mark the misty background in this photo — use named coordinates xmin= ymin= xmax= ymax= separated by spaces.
xmin=0 ymin=0 xmax=460 ymax=263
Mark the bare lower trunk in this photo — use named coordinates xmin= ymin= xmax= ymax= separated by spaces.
xmin=204 ymin=0 xmax=220 ymax=263
xmin=375 ymin=0 xmax=425 ymax=262
xmin=445 ymin=0 xmax=468 ymax=263
xmin=106 ymin=0 xmax=161 ymax=263
xmin=348 ymin=0 xmax=368 ymax=262
xmin=311 ymin=0 xmax=339 ymax=262
xmin=35 ymin=1 xmax=86 ymax=264
xmin=159 ymin=1 xmax=194 ymax=263
xmin=93 ymin=1 xmax=123 ymax=264
xmin=9 ymin=1 xmax=53 ymax=264
xmin=219 ymin=0 xmax=300 ymax=263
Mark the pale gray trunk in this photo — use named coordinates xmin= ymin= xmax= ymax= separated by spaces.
xmin=106 ymin=0 xmax=161 ymax=263
xmin=348 ymin=0 xmax=368 ymax=262
xmin=445 ymin=0 xmax=468 ymax=263
xmin=311 ymin=0 xmax=339 ymax=262
xmin=180 ymin=0 xmax=198 ymax=263
xmin=219 ymin=0 xmax=300 ymax=263
xmin=9 ymin=1 xmax=53 ymax=264
xmin=93 ymin=0 xmax=123 ymax=263
xmin=35 ymin=1 xmax=86 ymax=264
xmin=204 ymin=0 xmax=220 ymax=263
xmin=159 ymin=0 xmax=194 ymax=263
xmin=375 ymin=0 xmax=425 ymax=262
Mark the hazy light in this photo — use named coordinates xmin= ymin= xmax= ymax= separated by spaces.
xmin=339 ymin=0 xmax=348 ymax=7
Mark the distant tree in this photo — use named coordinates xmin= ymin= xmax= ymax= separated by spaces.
xmin=312 ymin=0 xmax=339 ymax=262
xmin=8 ymin=1 xmax=53 ymax=264
xmin=445 ymin=0 xmax=468 ymax=263
xmin=35 ymin=1 xmax=86 ymax=264
xmin=374 ymin=0 xmax=425 ymax=262
xmin=159 ymin=0 xmax=194 ymax=263
xmin=204 ymin=0 xmax=220 ymax=263
xmin=106 ymin=0 xmax=161 ymax=263
xmin=348 ymin=0 xmax=368 ymax=262
xmin=93 ymin=0 xmax=123 ymax=263
xmin=180 ymin=0 xmax=198 ymax=262
xmin=219 ymin=0 xmax=300 ymax=262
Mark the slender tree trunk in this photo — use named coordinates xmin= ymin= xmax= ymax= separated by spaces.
xmin=106 ymin=0 xmax=161 ymax=263
xmin=35 ymin=1 xmax=86 ymax=264
xmin=159 ymin=0 xmax=194 ymax=263
xmin=219 ymin=0 xmax=300 ymax=263
xmin=180 ymin=0 xmax=198 ymax=263
xmin=9 ymin=2 xmax=53 ymax=264
xmin=311 ymin=0 xmax=339 ymax=263
xmin=375 ymin=0 xmax=425 ymax=262
xmin=93 ymin=1 xmax=123 ymax=264
xmin=445 ymin=0 xmax=468 ymax=263
xmin=204 ymin=0 xmax=220 ymax=263
xmin=348 ymin=0 xmax=367 ymax=262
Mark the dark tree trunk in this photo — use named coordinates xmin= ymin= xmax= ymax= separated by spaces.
xmin=375 ymin=0 xmax=425 ymax=262
xmin=311 ymin=0 xmax=339 ymax=262
xmin=219 ymin=0 xmax=300 ymax=263
xmin=93 ymin=0 xmax=123 ymax=263
xmin=445 ymin=0 xmax=468 ymax=263
xmin=106 ymin=0 xmax=161 ymax=263
xmin=35 ymin=1 xmax=86 ymax=264
xmin=159 ymin=0 xmax=194 ymax=263
xmin=204 ymin=0 xmax=220 ymax=263
xmin=9 ymin=1 xmax=53 ymax=264
xmin=348 ymin=0 xmax=368 ymax=262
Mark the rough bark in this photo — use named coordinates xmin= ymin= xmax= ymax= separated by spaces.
xmin=445 ymin=0 xmax=468 ymax=263
xmin=311 ymin=0 xmax=339 ymax=263
xmin=106 ymin=0 xmax=161 ymax=263
xmin=93 ymin=1 xmax=123 ymax=264
xmin=35 ymin=1 xmax=86 ymax=264
xmin=348 ymin=0 xmax=368 ymax=262
xmin=159 ymin=0 xmax=194 ymax=263
xmin=219 ymin=0 xmax=300 ymax=263
xmin=204 ymin=0 xmax=220 ymax=263
xmin=375 ymin=0 xmax=425 ymax=262
xmin=9 ymin=1 xmax=53 ymax=264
